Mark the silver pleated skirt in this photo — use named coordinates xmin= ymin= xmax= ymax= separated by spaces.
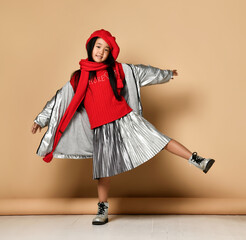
xmin=92 ymin=110 xmax=172 ymax=180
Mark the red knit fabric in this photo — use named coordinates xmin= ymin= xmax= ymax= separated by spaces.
xmin=84 ymin=70 xmax=132 ymax=129
xmin=42 ymin=29 xmax=123 ymax=163
xmin=43 ymin=60 xmax=125 ymax=163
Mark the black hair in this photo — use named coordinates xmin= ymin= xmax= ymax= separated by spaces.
xmin=71 ymin=36 xmax=126 ymax=112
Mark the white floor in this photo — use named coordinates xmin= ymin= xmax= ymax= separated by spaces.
xmin=0 ymin=215 xmax=246 ymax=240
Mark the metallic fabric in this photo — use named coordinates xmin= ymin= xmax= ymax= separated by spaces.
xmin=34 ymin=64 xmax=173 ymax=160
xmin=34 ymin=94 xmax=56 ymax=128
xmin=34 ymin=81 xmax=93 ymax=158
xmin=122 ymin=64 xmax=173 ymax=116
xmin=93 ymin=111 xmax=172 ymax=179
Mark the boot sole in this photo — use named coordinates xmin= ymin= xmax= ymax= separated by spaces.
xmin=92 ymin=218 xmax=108 ymax=225
xmin=203 ymin=159 xmax=215 ymax=174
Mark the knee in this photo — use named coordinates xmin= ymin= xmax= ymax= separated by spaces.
xmin=164 ymin=139 xmax=173 ymax=147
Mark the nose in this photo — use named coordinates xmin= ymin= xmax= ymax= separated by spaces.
xmin=98 ymin=48 xmax=104 ymax=55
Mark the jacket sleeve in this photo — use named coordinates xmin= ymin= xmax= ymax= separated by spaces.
xmin=33 ymin=87 xmax=63 ymax=128
xmin=131 ymin=64 xmax=173 ymax=87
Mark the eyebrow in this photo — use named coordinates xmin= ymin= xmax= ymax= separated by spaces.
xmin=96 ymin=43 xmax=110 ymax=49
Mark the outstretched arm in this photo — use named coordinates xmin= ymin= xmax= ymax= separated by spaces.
xmin=31 ymin=87 xmax=62 ymax=134
xmin=31 ymin=78 xmax=77 ymax=134
xmin=130 ymin=64 xmax=177 ymax=87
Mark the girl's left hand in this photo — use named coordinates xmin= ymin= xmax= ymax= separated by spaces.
xmin=31 ymin=122 xmax=42 ymax=134
xmin=172 ymin=70 xmax=178 ymax=76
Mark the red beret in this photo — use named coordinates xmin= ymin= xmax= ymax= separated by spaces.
xmin=86 ymin=29 xmax=120 ymax=60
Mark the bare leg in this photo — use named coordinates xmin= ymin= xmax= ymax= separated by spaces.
xmin=97 ymin=177 xmax=111 ymax=202
xmin=164 ymin=139 xmax=192 ymax=160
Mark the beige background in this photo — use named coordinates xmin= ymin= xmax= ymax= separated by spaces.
xmin=1 ymin=0 xmax=246 ymax=213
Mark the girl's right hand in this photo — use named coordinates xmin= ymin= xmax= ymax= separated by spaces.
xmin=31 ymin=122 xmax=42 ymax=134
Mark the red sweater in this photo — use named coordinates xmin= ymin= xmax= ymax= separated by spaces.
xmin=81 ymin=69 xmax=132 ymax=129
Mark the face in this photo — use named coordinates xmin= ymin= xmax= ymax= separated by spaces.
xmin=92 ymin=38 xmax=110 ymax=63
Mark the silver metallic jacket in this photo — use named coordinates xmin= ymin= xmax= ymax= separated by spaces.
xmin=34 ymin=63 xmax=173 ymax=159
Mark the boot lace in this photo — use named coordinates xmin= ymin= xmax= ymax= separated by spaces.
xmin=191 ymin=152 xmax=204 ymax=165
xmin=97 ymin=202 xmax=108 ymax=215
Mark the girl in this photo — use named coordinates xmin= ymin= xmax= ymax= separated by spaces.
xmin=31 ymin=29 xmax=215 ymax=225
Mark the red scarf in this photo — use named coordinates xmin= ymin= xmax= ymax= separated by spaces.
xmin=43 ymin=59 xmax=124 ymax=163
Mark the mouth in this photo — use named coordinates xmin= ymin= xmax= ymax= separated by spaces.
xmin=95 ymin=55 xmax=103 ymax=59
